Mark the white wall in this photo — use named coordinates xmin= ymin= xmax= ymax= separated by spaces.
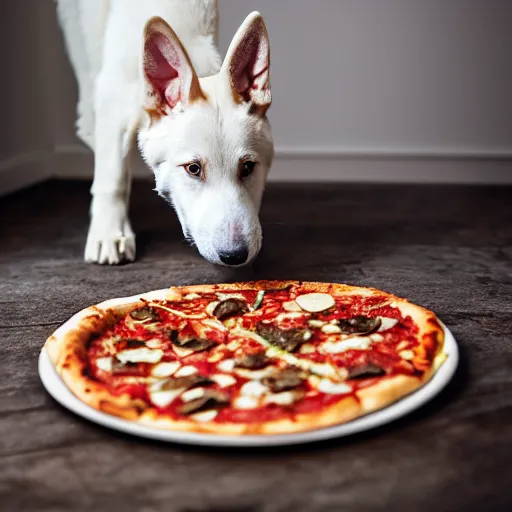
xmin=1 ymin=0 xmax=511 ymax=191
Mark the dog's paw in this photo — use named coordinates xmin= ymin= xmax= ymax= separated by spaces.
xmin=84 ymin=206 xmax=136 ymax=265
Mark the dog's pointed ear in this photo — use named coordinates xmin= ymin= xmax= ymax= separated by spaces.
xmin=143 ymin=17 xmax=205 ymax=116
xmin=222 ymin=12 xmax=271 ymax=114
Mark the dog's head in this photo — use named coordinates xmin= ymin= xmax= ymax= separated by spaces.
xmin=138 ymin=12 xmax=273 ymax=267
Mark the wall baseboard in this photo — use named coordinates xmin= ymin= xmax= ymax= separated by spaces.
xmin=0 ymin=152 xmax=53 ymax=196
xmin=51 ymin=145 xmax=512 ymax=184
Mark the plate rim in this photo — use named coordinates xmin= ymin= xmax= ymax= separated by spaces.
xmin=38 ymin=323 xmax=459 ymax=447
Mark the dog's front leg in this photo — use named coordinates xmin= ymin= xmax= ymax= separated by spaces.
xmin=84 ymin=75 xmax=137 ymax=265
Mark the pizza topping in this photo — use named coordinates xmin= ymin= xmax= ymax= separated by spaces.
xmin=348 ymin=364 xmax=386 ymax=379
xmin=251 ymin=290 xmax=265 ymax=311
xmin=217 ymin=359 xmax=235 ymax=372
xmin=261 ymin=368 xmax=304 ymax=393
xmin=169 ymin=330 xmax=216 ymax=353
xmin=151 ymin=361 xmax=181 ymax=378
xmin=263 ymin=389 xmax=304 ymax=406
xmin=337 ymin=316 xmax=381 ymax=335
xmin=174 ymin=365 xmax=199 ymax=377
xmin=149 ymin=302 xmax=206 ymax=319
xmin=299 ymin=343 xmax=315 ymax=354
xmin=190 ymin=410 xmax=219 ymax=422
xmin=308 ymin=319 xmax=327 ymax=328
xmin=213 ymin=299 xmax=248 ymax=320
xmin=234 ymin=365 xmax=278 ymax=380
xmin=370 ymin=333 xmax=384 ymax=342
xmin=95 ymin=356 xmax=112 ymax=372
xmin=124 ymin=339 xmax=147 ymax=349
xmin=321 ymin=324 xmax=342 ymax=334
xmin=161 ymin=374 xmax=212 ymax=390
xmin=234 ymin=351 xmax=269 ymax=370
xmin=181 ymin=387 xmax=207 ymax=402
xmin=116 ymin=347 xmax=163 ymax=364
xmin=256 ymin=323 xmax=309 ymax=352
xmin=149 ymin=387 xmax=184 ymax=409
xmin=129 ymin=306 xmax=159 ymax=322
xmin=377 ymin=317 xmax=399 ymax=331
xmin=240 ymin=380 xmax=268 ymax=397
xmin=316 ymin=379 xmax=352 ymax=395
xmin=184 ymin=293 xmax=201 ymax=300
xmin=295 ymin=293 xmax=335 ymax=313
xmin=322 ymin=336 xmax=372 ymax=354
xmin=178 ymin=390 xmax=230 ymax=415
xmin=282 ymin=300 xmax=303 ymax=312
xmin=399 ymin=349 xmax=415 ymax=360
xmin=211 ymin=374 xmax=237 ymax=388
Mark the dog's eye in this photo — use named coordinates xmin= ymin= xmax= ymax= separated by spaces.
xmin=240 ymin=161 xmax=256 ymax=179
xmin=184 ymin=163 xmax=202 ymax=177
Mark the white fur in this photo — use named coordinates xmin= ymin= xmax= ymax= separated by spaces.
xmin=55 ymin=0 xmax=273 ymax=265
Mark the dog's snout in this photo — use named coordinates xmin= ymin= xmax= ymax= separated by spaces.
xmin=218 ymin=246 xmax=249 ymax=266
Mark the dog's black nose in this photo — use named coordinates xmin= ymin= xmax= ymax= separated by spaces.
xmin=218 ymin=247 xmax=249 ymax=266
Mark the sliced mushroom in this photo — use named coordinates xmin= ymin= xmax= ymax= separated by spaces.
xmin=129 ymin=306 xmax=159 ymax=322
xmin=262 ymin=367 xmax=305 ymax=393
xmin=337 ymin=316 xmax=381 ymax=335
xmin=178 ymin=390 xmax=230 ymax=415
xmin=234 ymin=351 xmax=270 ymax=370
xmin=348 ymin=364 xmax=386 ymax=379
xmin=161 ymin=374 xmax=213 ymax=391
xmin=212 ymin=299 xmax=248 ymax=320
xmin=256 ymin=323 xmax=309 ymax=352
xmin=168 ymin=330 xmax=216 ymax=352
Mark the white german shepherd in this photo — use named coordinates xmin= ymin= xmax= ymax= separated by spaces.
xmin=55 ymin=0 xmax=273 ymax=266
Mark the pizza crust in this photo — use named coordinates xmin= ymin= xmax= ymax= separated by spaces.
xmin=43 ymin=280 xmax=446 ymax=435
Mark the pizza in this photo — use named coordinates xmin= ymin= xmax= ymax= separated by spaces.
xmin=44 ymin=281 xmax=447 ymax=435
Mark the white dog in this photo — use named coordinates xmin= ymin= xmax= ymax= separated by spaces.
xmin=55 ymin=0 xmax=274 ymax=266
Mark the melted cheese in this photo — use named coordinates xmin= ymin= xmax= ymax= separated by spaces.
xmin=240 ymin=380 xmax=267 ymax=397
xmin=201 ymin=318 xmax=227 ymax=332
xmin=148 ymin=383 xmax=184 ymax=408
xmin=95 ymin=357 xmax=112 ymax=372
xmin=211 ymin=374 xmax=237 ymax=388
xmin=145 ymin=339 xmax=164 ymax=349
xmin=151 ymin=361 xmax=181 ymax=378
xmin=233 ymin=396 xmax=260 ymax=409
xmin=317 ymin=379 xmax=352 ymax=395
xmin=184 ymin=293 xmax=201 ymax=300
xmin=173 ymin=346 xmax=195 ymax=358
xmin=206 ymin=301 xmax=220 ymax=315
xmin=378 ymin=317 xmax=399 ymax=331
xmin=181 ymin=387 xmax=205 ymax=402
xmin=116 ymin=348 xmax=163 ymax=364
xmin=321 ymin=324 xmax=342 ymax=334
xmin=282 ymin=300 xmax=303 ymax=312
xmin=370 ymin=333 xmax=384 ymax=342
xmin=217 ymin=359 xmax=235 ymax=372
xmin=234 ymin=366 xmax=277 ymax=380
xmin=399 ymin=349 xmax=415 ymax=360
xmin=174 ymin=365 xmax=198 ymax=377
xmin=191 ymin=410 xmax=218 ymax=422
xmin=299 ymin=343 xmax=315 ymax=354
xmin=322 ymin=336 xmax=372 ymax=354
xmin=308 ymin=319 xmax=327 ymax=328
xmin=263 ymin=390 xmax=301 ymax=406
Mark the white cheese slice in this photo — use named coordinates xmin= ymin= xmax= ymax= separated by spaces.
xmin=399 ymin=349 xmax=415 ymax=360
xmin=299 ymin=343 xmax=315 ymax=354
xmin=276 ymin=312 xmax=307 ymax=323
xmin=116 ymin=348 xmax=163 ymax=364
xmin=191 ymin=410 xmax=219 ymax=422
xmin=181 ymin=387 xmax=205 ymax=402
xmin=233 ymin=396 xmax=260 ymax=409
xmin=174 ymin=365 xmax=198 ymax=377
xmin=145 ymin=339 xmax=163 ymax=349
xmin=201 ymin=318 xmax=227 ymax=332
xmin=216 ymin=292 xmax=246 ymax=302
xmin=148 ymin=386 xmax=184 ymax=408
xmin=151 ymin=361 xmax=181 ymax=378
xmin=211 ymin=374 xmax=237 ymax=388
xmin=263 ymin=390 xmax=301 ymax=406
xmin=184 ymin=293 xmax=201 ymax=300
xmin=206 ymin=301 xmax=220 ymax=315
xmin=173 ymin=346 xmax=195 ymax=358
xmin=370 ymin=333 xmax=384 ymax=342
xmin=217 ymin=359 xmax=235 ymax=372
xmin=296 ymin=293 xmax=335 ymax=313
xmin=234 ymin=366 xmax=276 ymax=380
xmin=317 ymin=379 xmax=352 ymax=395
xmin=95 ymin=357 xmax=112 ymax=372
xmin=378 ymin=317 xmax=399 ymax=331
xmin=322 ymin=336 xmax=372 ymax=354
xmin=309 ymin=319 xmax=327 ymax=328
xmin=240 ymin=380 xmax=268 ymax=397
xmin=282 ymin=300 xmax=302 ymax=312
xmin=321 ymin=324 xmax=342 ymax=334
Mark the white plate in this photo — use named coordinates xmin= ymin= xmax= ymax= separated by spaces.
xmin=38 ymin=324 xmax=459 ymax=447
